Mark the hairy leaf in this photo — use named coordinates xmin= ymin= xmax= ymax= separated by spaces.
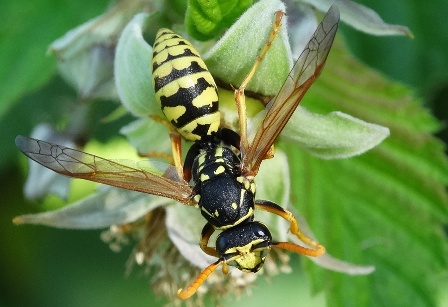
xmin=287 ymin=38 xmax=448 ymax=307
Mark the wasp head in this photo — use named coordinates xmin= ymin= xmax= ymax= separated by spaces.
xmin=216 ymin=221 xmax=272 ymax=272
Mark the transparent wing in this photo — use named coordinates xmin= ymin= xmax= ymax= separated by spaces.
xmin=15 ymin=135 xmax=193 ymax=203
xmin=242 ymin=6 xmax=340 ymax=175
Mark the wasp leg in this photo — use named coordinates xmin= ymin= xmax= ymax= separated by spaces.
xmin=199 ymin=223 xmax=219 ymax=257
xmin=199 ymin=224 xmax=230 ymax=274
xmin=183 ymin=142 xmax=202 ymax=182
xmin=255 ymin=200 xmax=325 ymax=256
xmin=137 ymin=151 xmax=175 ymax=165
xmin=272 ymin=241 xmax=324 ymax=257
xmin=169 ymin=132 xmax=185 ymax=180
xmin=147 ymin=114 xmax=185 ymax=179
xmin=149 ymin=115 xmax=184 ymax=178
xmin=177 ymin=260 xmax=222 ymax=299
xmin=235 ymin=11 xmax=284 ymax=152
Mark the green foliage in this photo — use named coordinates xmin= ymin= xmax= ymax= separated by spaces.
xmin=0 ymin=0 xmax=111 ymax=169
xmin=202 ymin=0 xmax=289 ymax=95
xmin=2 ymin=0 xmax=448 ymax=306
xmin=343 ymin=0 xmax=448 ymax=94
xmin=0 ymin=0 xmax=109 ymax=119
xmin=287 ymin=39 xmax=448 ymax=307
xmin=186 ymin=0 xmax=253 ymax=40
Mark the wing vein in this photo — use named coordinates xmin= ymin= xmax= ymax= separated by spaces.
xmin=241 ymin=6 xmax=340 ymax=175
xmin=15 ymin=135 xmax=193 ymax=203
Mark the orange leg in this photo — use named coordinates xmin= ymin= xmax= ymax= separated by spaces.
xmin=199 ymin=223 xmax=219 ymax=257
xmin=255 ymin=200 xmax=325 ymax=256
xmin=273 ymin=242 xmax=324 ymax=257
xmin=235 ymin=11 xmax=285 ymax=152
xmin=177 ymin=260 xmax=222 ymax=300
xmin=137 ymin=151 xmax=174 ymax=165
xmin=149 ymin=114 xmax=185 ymax=179
xmin=149 ymin=114 xmax=176 ymax=131
xmin=169 ymin=132 xmax=184 ymax=180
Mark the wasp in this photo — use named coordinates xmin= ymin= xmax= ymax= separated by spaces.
xmin=16 ymin=6 xmax=339 ymax=299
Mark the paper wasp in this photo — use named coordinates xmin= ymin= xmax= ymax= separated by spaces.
xmin=16 ymin=6 xmax=339 ymax=299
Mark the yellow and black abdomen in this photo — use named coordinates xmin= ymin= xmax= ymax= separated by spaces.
xmin=152 ymin=29 xmax=220 ymax=141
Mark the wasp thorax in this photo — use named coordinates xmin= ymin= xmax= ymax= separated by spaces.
xmin=192 ymin=145 xmax=240 ymax=181
xmin=192 ymin=144 xmax=255 ymax=228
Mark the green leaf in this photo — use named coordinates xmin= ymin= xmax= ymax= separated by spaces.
xmin=287 ymin=38 xmax=448 ymax=307
xmin=186 ymin=0 xmax=253 ymax=40
xmin=203 ymin=0 xmax=291 ymax=95
xmin=299 ymin=0 xmax=413 ymax=37
xmin=50 ymin=0 xmax=148 ymax=101
xmin=282 ymin=107 xmax=390 ymax=159
xmin=257 ymin=150 xmax=376 ymax=274
xmin=119 ymin=118 xmax=172 ymax=154
xmin=14 ymin=187 xmax=172 ymax=229
xmin=256 ymin=149 xmax=290 ymax=241
xmin=114 ymin=13 xmax=159 ymax=117
xmin=0 ymin=0 xmax=109 ymax=119
xmin=166 ymin=204 xmax=216 ymax=268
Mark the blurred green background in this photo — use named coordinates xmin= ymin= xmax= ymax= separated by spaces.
xmin=1 ymin=0 xmax=447 ymax=306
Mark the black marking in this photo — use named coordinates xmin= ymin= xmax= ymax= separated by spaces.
xmin=152 ymin=32 xmax=185 ymax=49
xmin=159 ymin=77 xmax=218 ymax=128
xmin=153 ymin=61 xmax=208 ymax=92
xmin=193 ymin=147 xmax=240 ymax=183
xmin=189 ymin=123 xmax=212 ymax=139
xmin=152 ymin=39 xmax=190 ymax=56
xmin=152 ymin=47 xmax=199 ymax=72
xmin=218 ymin=128 xmax=241 ymax=150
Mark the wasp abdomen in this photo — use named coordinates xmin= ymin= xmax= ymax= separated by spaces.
xmin=152 ymin=29 xmax=220 ymax=141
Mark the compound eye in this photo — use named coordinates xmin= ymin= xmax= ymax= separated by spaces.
xmin=250 ymin=222 xmax=272 ymax=241
xmin=216 ymin=222 xmax=272 ymax=254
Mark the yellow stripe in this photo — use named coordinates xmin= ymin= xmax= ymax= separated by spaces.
xmin=153 ymin=57 xmax=208 ymax=79
xmin=153 ymin=37 xmax=195 ymax=53
xmin=162 ymin=105 xmax=187 ymax=122
xmin=154 ymin=71 xmax=216 ymax=99
xmin=153 ymin=45 xmax=199 ymax=65
xmin=179 ymin=112 xmax=220 ymax=139
xmin=191 ymin=87 xmax=217 ymax=108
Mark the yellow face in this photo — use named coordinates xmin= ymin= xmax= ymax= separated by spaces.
xmin=225 ymin=239 xmax=271 ymax=272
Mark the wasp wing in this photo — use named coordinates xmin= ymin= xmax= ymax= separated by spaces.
xmin=242 ymin=6 xmax=340 ymax=175
xmin=15 ymin=135 xmax=193 ymax=204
